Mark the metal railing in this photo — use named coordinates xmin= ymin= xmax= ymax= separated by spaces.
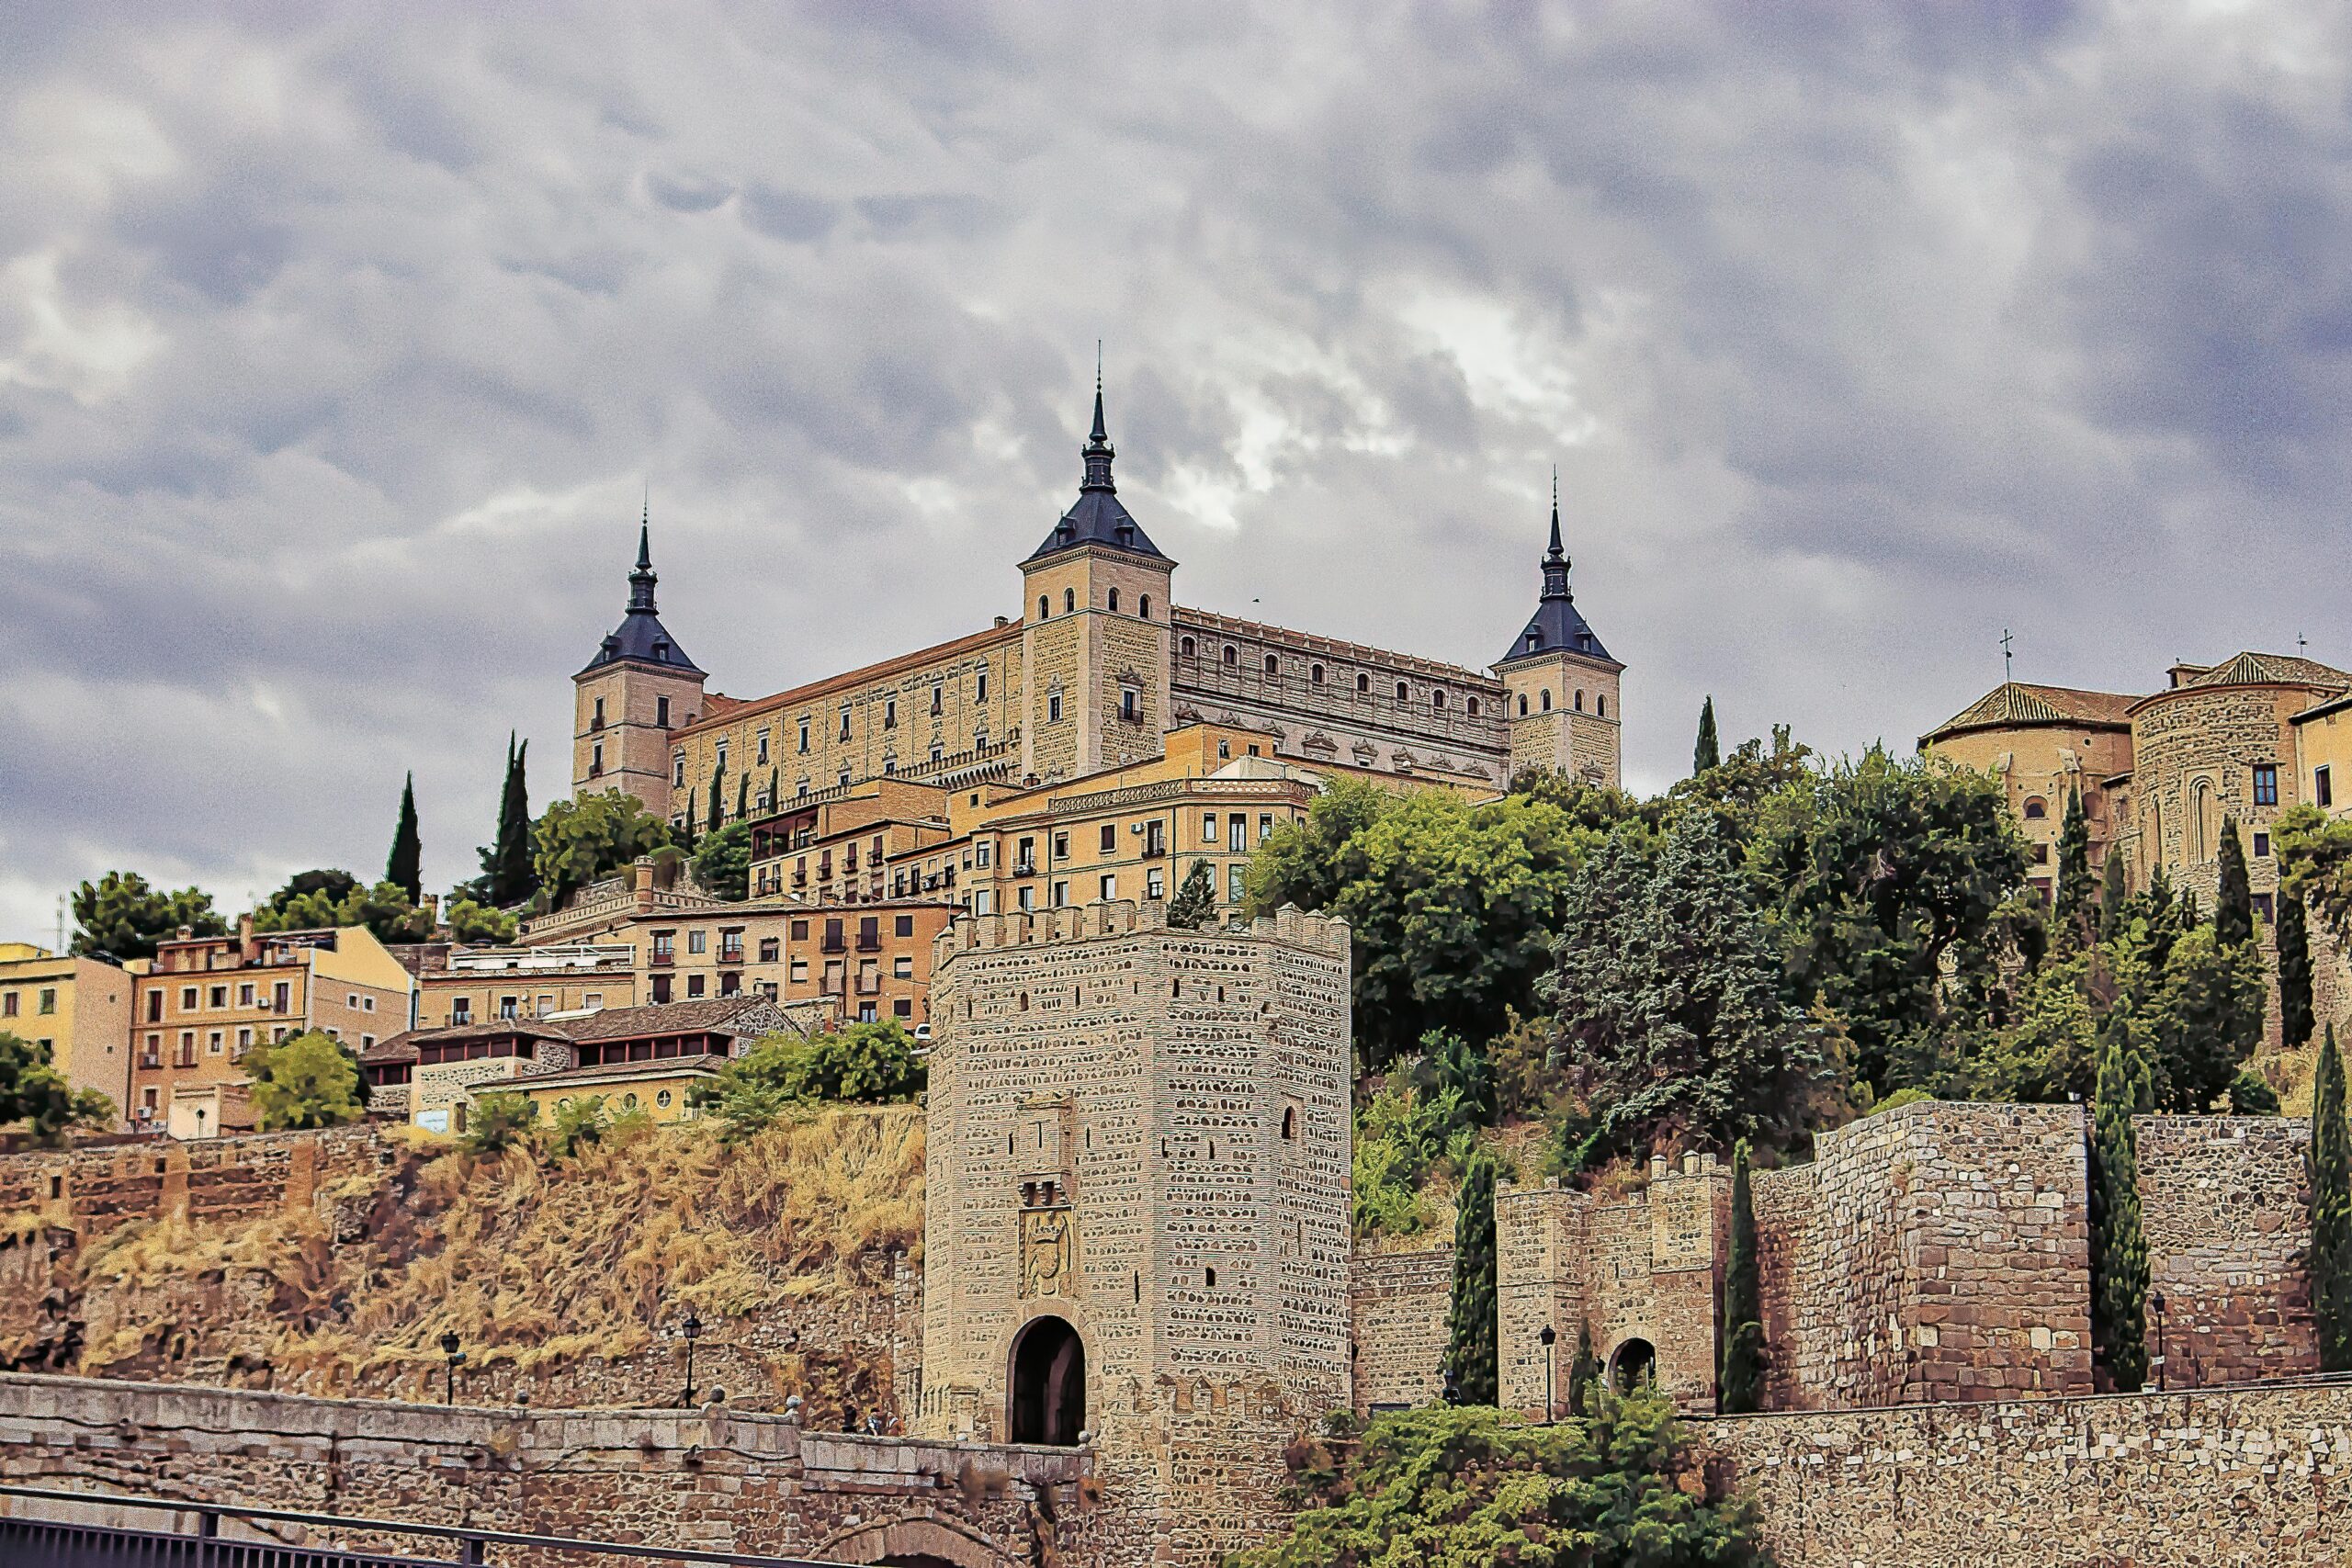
xmin=0 ymin=1485 xmax=859 ymax=1568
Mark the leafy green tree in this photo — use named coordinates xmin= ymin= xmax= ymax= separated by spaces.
xmin=1167 ymin=857 xmax=1217 ymax=928
xmin=444 ymin=897 xmax=518 ymax=945
xmin=1743 ymin=747 xmax=2032 ymax=1096
xmin=1566 ymin=1321 xmax=1599 ymax=1416
xmin=1250 ymin=784 xmax=1610 ymax=1068
xmin=1351 ymin=1077 xmax=1457 ymax=1238
xmin=2098 ymin=847 xmax=2129 ymax=937
xmin=2228 ymin=1069 xmax=2280 ymax=1114
xmin=478 ymin=734 xmax=537 ymax=908
xmin=2278 ymin=891 xmax=2316 ymax=1050
xmin=1657 ymin=724 xmax=1814 ymax=834
xmin=532 ymin=790 xmax=673 ymax=908
xmin=71 ymin=872 xmax=224 ymax=962
xmin=2214 ymin=814 xmax=2255 ymax=951
xmin=2052 ymin=790 xmax=2095 ymax=950
xmin=549 ymin=1094 xmax=611 ymax=1158
xmin=2278 ymin=803 xmax=2352 ymax=941
xmin=268 ymin=869 xmax=360 ymax=911
xmin=1718 ymin=1139 xmax=1764 ymax=1415
xmin=0 ymin=1032 xmax=114 ymax=1144
xmin=386 ymin=773 xmax=423 ymax=906
xmin=688 ymin=1022 xmax=926 ymax=1140
xmin=1693 ymin=695 xmax=1721 ymax=774
xmin=1444 ymin=1153 xmax=1499 ymax=1407
xmin=2312 ymin=1024 xmax=2352 ymax=1372
xmin=254 ymin=879 xmax=433 ymax=945
xmin=244 ymin=1031 xmax=365 ymax=1132
xmin=1427 ymin=1028 xmax=1497 ymax=1129
xmin=2089 ymin=1012 xmax=2151 ymax=1391
xmin=463 ymin=1091 xmax=540 ymax=1154
xmin=1551 ymin=816 xmax=1833 ymax=1156
xmin=2139 ymin=924 xmax=2265 ymax=1112
xmin=1967 ymin=946 xmax=2102 ymax=1104
xmin=690 ymin=821 xmax=753 ymax=901
xmin=1227 ymin=1394 xmax=1765 ymax=1568
xmin=707 ymin=759 xmax=725 ymax=833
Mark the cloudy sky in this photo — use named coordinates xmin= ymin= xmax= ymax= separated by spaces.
xmin=5 ymin=2 xmax=2348 ymax=945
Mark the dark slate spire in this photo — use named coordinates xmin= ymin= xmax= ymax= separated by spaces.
xmin=581 ymin=503 xmax=704 ymax=676
xmin=1497 ymin=473 xmax=1611 ymax=667
xmin=1026 ymin=359 xmax=1168 ymax=564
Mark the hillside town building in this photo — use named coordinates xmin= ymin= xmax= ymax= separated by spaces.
xmin=0 ymin=943 xmax=133 ymax=1115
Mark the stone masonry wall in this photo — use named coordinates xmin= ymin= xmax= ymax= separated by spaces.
xmin=1697 ymin=1382 xmax=2352 ymax=1568
xmin=0 ymin=1125 xmax=390 ymax=1244
xmin=0 ymin=1371 xmax=1097 ymax=1568
xmin=2136 ymin=1114 xmax=2315 ymax=1386
xmin=1348 ymin=1247 xmax=1451 ymax=1412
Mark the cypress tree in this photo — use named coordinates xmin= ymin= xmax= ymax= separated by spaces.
xmin=2052 ymin=790 xmax=2095 ymax=949
xmin=2214 ymin=814 xmax=2254 ymax=950
xmin=736 ymin=770 xmax=750 ymax=820
xmin=490 ymin=737 xmax=536 ymax=907
xmin=2098 ymin=844 xmax=2129 ymax=938
xmin=707 ymin=760 xmax=725 ymax=833
xmin=1718 ymin=1138 xmax=1764 ymax=1414
xmin=2278 ymin=892 xmax=2315 ymax=1050
xmin=680 ymin=791 xmax=697 ymax=853
xmin=1693 ymin=695 xmax=1721 ymax=774
xmin=386 ymin=773 xmax=423 ymax=905
xmin=1167 ymin=858 xmax=1217 ymax=928
xmin=2089 ymin=1011 xmax=2151 ymax=1391
xmin=1444 ymin=1153 xmax=1499 ymax=1406
xmin=1566 ymin=1320 xmax=1599 ymax=1416
xmin=2312 ymin=1023 xmax=2352 ymax=1372
xmin=767 ymin=766 xmax=780 ymax=813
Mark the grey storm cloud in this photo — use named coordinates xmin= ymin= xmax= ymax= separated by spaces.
xmin=2 ymin=0 xmax=2347 ymax=941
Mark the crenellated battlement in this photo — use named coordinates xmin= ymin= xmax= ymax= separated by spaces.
xmin=932 ymin=898 xmax=1349 ymax=968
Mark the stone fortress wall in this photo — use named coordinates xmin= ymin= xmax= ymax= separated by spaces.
xmin=921 ymin=898 xmax=1353 ymax=1567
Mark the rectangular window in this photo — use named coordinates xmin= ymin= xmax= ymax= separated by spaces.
xmin=839 ymin=707 xmax=852 ymax=741
xmin=1100 ymin=824 xmax=1116 ymax=854
xmin=885 ymin=697 xmax=897 ymax=728
xmin=236 ymin=1026 xmax=252 ymax=1049
xmin=789 ymin=957 xmax=809 ymax=983
xmin=687 ymin=974 xmax=707 ymax=998
xmin=977 ymin=670 xmax=988 ymax=703
xmin=657 ymin=695 xmax=672 ymax=728
xmin=273 ymin=981 xmax=290 ymax=1012
xmin=824 ymin=919 xmax=845 ymax=952
xmin=1120 ymin=685 xmax=1138 ymax=720
xmin=208 ymin=985 xmax=227 ymax=1009
xmin=2254 ymin=830 xmax=2271 ymax=859
xmin=499 ymin=995 xmax=519 ymax=1019
xmin=858 ymin=917 xmax=881 ymax=950
xmin=2254 ymin=763 xmax=2279 ymax=807
xmin=895 ymin=913 xmax=915 ymax=938
xmin=893 ymin=955 xmax=913 ymax=978
xmin=1229 ymin=864 xmax=1247 ymax=904
xmin=209 ymin=1031 xmax=223 ymax=1054
xmin=673 ymin=752 xmax=686 ymax=786
xmin=147 ymin=992 xmax=163 ymax=1022
xmin=757 ymin=730 xmax=770 ymax=764
xmin=180 ymin=987 xmax=198 ymax=1010
xmin=1100 ymin=874 xmax=1118 ymax=901
xmin=450 ymin=998 xmax=472 ymax=1024
xmin=1203 ymin=813 xmax=1218 ymax=844
xmin=1017 ymin=886 xmax=1035 ymax=911
xmin=651 ymin=974 xmax=673 ymax=1003
xmin=1146 ymin=868 xmax=1165 ymax=900
xmin=1052 ymin=881 xmax=1069 ymax=907
xmin=894 ymin=998 xmax=913 ymax=1018
xmin=1259 ymin=814 xmax=1275 ymax=842
xmin=583 ymin=993 xmax=602 ymax=1009
xmin=974 ymin=890 xmax=993 ymax=915
xmin=2255 ymin=892 xmax=2276 ymax=923
xmin=238 ymin=982 xmax=254 ymax=1008
xmin=1053 ymin=831 xmax=1069 ymax=860
xmin=1229 ymin=817 xmax=1246 ymax=852
xmin=759 ymin=937 xmax=780 ymax=962
xmin=798 ymin=718 xmax=810 ymax=753
xmin=2318 ymin=765 xmax=2335 ymax=809
xmin=687 ymin=930 xmax=707 ymax=955
xmin=1047 ymin=691 xmax=1063 ymax=723
xmin=857 ymin=1002 xmax=878 ymax=1023
xmin=0 ymin=993 xmax=12 ymax=1018
xmin=1144 ymin=820 xmax=1165 ymax=856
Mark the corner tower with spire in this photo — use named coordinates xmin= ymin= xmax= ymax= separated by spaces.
xmin=572 ymin=504 xmax=709 ymax=813
xmin=1018 ymin=361 xmax=1176 ymax=783
xmin=1494 ymin=473 xmax=1623 ymax=788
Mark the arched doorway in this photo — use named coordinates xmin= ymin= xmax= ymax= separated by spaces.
xmin=1008 ymin=1314 xmax=1086 ymax=1445
xmin=1609 ymin=1337 xmax=1656 ymax=1393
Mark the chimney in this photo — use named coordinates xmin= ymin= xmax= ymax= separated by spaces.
xmin=236 ymin=913 xmax=254 ymax=952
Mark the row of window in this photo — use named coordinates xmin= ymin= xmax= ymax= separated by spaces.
xmin=141 ymin=1021 xmax=372 ymax=1068
xmin=1519 ymin=687 xmax=1603 ymax=716
xmin=145 ymin=979 xmax=297 ymax=1021
xmin=1037 ymin=588 xmax=1152 ymax=619
xmin=0 ymin=987 xmax=56 ymax=1019
xmin=1177 ymin=637 xmax=1487 ymax=715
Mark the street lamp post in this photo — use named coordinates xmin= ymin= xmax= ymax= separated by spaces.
xmin=2151 ymin=1291 xmax=2167 ymax=1392
xmin=680 ymin=1311 xmax=704 ymax=1408
xmin=1539 ymin=1325 xmax=1557 ymax=1424
xmin=440 ymin=1331 xmax=466 ymax=1405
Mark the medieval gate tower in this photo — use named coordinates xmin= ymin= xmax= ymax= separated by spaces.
xmin=920 ymin=899 xmax=1352 ymax=1561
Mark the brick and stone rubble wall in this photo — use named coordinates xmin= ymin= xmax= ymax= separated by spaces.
xmin=1348 ymin=1247 xmax=1451 ymax=1412
xmin=0 ymin=1125 xmax=390 ymax=1244
xmin=1696 ymin=1382 xmax=2352 ymax=1568
xmin=0 ymin=1371 xmax=1094 ymax=1567
xmin=1755 ymin=1102 xmax=2093 ymax=1410
xmin=2136 ymin=1114 xmax=2315 ymax=1386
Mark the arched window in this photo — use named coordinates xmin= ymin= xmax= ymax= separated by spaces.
xmin=1466 ymin=696 xmax=1480 ymax=717
xmin=1396 ymin=681 xmax=1409 ymax=701
xmin=1541 ymin=690 xmax=1553 ymax=712
xmin=1310 ymin=662 xmax=1325 ymax=684
xmin=2191 ymin=779 xmax=2214 ymax=861
xmin=1224 ymin=645 xmax=1238 ymax=666
xmin=1432 ymin=689 xmax=1446 ymax=709
xmin=1107 ymin=587 xmax=1120 ymax=613
xmin=1139 ymin=594 xmax=1151 ymax=619
xmin=1357 ymin=672 xmax=1371 ymax=694
xmin=1180 ymin=636 xmax=1195 ymax=657
xmin=1038 ymin=595 xmax=1049 ymax=620
xmin=1597 ymin=694 xmax=1606 ymax=717
xmin=1064 ymin=587 xmax=1075 ymax=613
xmin=1281 ymin=1106 xmax=1295 ymax=1139
xmin=2023 ymin=798 xmax=2048 ymax=820
xmin=1518 ymin=694 xmax=1528 ymax=717
xmin=1265 ymin=653 xmax=1280 ymax=677
xmin=1575 ymin=689 xmax=1585 ymax=712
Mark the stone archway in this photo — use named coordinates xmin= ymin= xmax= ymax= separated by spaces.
xmin=1007 ymin=1314 xmax=1086 ymax=1446
xmin=1608 ymin=1337 xmax=1657 ymax=1393
xmin=819 ymin=1513 xmax=1022 ymax=1568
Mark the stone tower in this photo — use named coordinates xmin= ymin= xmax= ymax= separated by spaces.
xmin=572 ymin=515 xmax=707 ymax=813
xmin=920 ymin=899 xmax=1351 ymax=1563
xmin=1018 ymin=380 xmax=1176 ymax=784
xmin=1496 ymin=479 xmax=1623 ymax=787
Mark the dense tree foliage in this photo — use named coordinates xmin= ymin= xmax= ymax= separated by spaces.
xmin=463 ymin=1090 xmax=540 ymax=1154
xmin=1718 ymin=1139 xmax=1763 ymax=1415
xmin=1228 ymin=1395 xmax=1764 ymax=1568
xmin=444 ymin=897 xmax=519 ymax=945
xmin=386 ymin=773 xmax=423 ymax=906
xmin=2089 ymin=1013 xmax=2152 ymax=1392
xmin=1444 ymin=1153 xmax=1499 ymax=1406
xmin=689 ymin=1021 xmax=926 ymax=1140
xmin=533 ymin=790 xmax=673 ymax=908
xmin=2052 ymin=790 xmax=2095 ymax=950
xmin=1550 ymin=814 xmax=1837 ymax=1159
xmin=2278 ymin=891 xmax=2316 ymax=1050
xmin=254 ymin=878 xmax=434 ymax=945
xmin=2278 ymin=804 xmax=2352 ymax=942
xmin=2313 ymin=1025 xmax=2352 ymax=1373
xmin=71 ymin=871 xmax=224 ymax=962
xmin=244 ymin=1030 xmax=365 ymax=1132
xmin=0 ymin=1032 xmax=113 ymax=1144
xmin=1248 ymin=779 xmax=1618 ymax=1067
xmin=1168 ymin=856 xmax=1217 ymax=928
xmin=2213 ymin=815 xmax=2255 ymax=952
xmin=690 ymin=820 xmax=753 ymax=901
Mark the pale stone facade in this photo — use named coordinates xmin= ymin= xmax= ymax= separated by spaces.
xmin=921 ymin=899 xmax=1351 ymax=1564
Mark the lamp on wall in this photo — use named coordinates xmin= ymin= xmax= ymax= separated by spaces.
xmin=679 ymin=1310 xmax=705 ymax=1408
xmin=440 ymin=1330 xmax=466 ymax=1405
xmin=2150 ymin=1291 xmax=2168 ymax=1392
xmin=1539 ymin=1325 xmax=1558 ymax=1424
